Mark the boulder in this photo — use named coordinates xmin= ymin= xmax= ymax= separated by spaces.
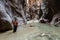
xmin=50 ymin=13 xmax=60 ymax=25
xmin=0 ymin=19 xmax=12 ymax=33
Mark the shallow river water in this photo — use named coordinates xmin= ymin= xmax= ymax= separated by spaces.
xmin=0 ymin=22 xmax=60 ymax=40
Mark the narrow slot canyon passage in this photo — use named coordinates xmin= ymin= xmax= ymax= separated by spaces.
xmin=0 ymin=0 xmax=60 ymax=40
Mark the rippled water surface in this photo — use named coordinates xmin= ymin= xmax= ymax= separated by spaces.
xmin=0 ymin=23 xmax=60 ymax=40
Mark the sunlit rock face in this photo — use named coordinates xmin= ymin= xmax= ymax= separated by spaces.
xmin=0 ymin=0 xmax=12 ymax=32
xmin=0 ymin=0 xmax=12 ymax=22
xmin=0 ymin=0 xmax=26 ymax=32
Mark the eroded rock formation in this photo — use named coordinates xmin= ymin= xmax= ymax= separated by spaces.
xmin=0 ymin=0 xmax=60 ymax=32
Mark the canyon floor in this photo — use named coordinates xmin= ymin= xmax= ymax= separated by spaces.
xmin=0 ymin=21 xmax=60 ymax=40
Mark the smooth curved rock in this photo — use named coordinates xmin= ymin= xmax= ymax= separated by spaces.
xmin=0 ymin=19 xmax=12 ymax=33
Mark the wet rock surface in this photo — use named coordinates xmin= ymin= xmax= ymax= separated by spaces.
xmin=0 ymin=19 xmax=12 ymax=33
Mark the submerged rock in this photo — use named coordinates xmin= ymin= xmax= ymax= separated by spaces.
xmin=28 ymin=33 xmax=60 ymax=40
